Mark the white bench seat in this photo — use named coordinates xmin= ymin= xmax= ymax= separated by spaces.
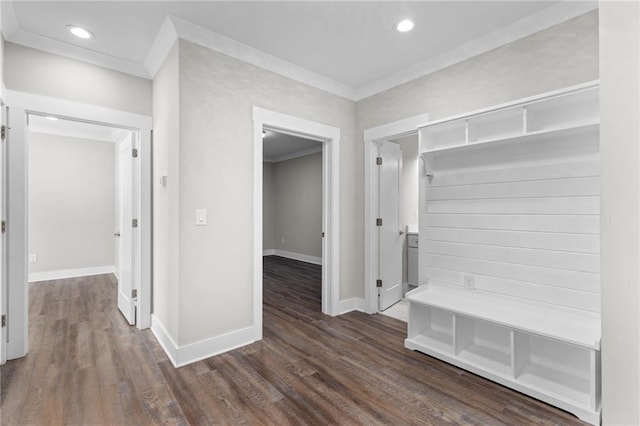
xmin=407 ymin=284 xmax=600 ymax=350
xmin=405 ymin=284 xmax=601 ymax=425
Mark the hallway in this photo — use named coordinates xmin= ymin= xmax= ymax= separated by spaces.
xmin=1 ymin=258 xmax=584 ymax=425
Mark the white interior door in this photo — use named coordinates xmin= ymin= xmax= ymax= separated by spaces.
xmin=117 ymin=133 xmax=135 ymax=325
xmin=378 ymin=141 xmax=403 ymax=311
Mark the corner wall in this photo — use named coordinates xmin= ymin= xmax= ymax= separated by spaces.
xmin=599 ymin=2 xmax=640 ymax=423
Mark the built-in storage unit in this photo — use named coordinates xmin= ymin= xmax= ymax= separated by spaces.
xmin=409 ymin=81 xmax=601 ymax=424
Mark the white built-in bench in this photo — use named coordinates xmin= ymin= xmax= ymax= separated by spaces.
xmin=408 ymin=82 xmax=602 ymax=425
xmin=405 ymin=284 xmax=600 ymax=424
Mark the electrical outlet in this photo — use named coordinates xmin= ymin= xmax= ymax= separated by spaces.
xmin=281 ymin=238 xmax=285 ymax=244
xmin=29 ymin=254 xmax=37 ymax=263
xmin=463 ymin=274 xmax=475 ymax=290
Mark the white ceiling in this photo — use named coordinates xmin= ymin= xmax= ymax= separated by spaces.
xmin=263 ymin=130 xmax=321 ymax=163
xmin=2 ymin=1 xmax=597 ymax=100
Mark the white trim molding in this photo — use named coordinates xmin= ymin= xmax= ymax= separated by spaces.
xmin=151 ymin=315 xmax=256 ymax=368
xmin=363 ymin=112 xmax=429 ymax=315
xmin=337 ymin=298 xmax=366 ymax=315
xmin=29 ymin=265 xmax=116 ymax=283
xmin=253 ymin=107 xmax=340 ymax=343
xmin=264 ymin=250 xmax=322 ymax=266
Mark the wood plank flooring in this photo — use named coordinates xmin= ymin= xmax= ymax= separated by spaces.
xmin=1 ymin=256 xmax=586 ymax=425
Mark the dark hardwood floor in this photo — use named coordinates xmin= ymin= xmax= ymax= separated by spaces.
xmin=1 ymin=256 xmax=586 ymax=425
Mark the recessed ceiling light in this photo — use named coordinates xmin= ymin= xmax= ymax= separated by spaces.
xmin=67 ymin=25 xmax=94 ymax=39
xmin=396 ymin=19 xmax=415 ymax=33
xmin=44 ymin=116 xmax=58 ymax=121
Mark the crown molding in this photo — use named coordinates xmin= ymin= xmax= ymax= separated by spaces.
xmin=168 ymin=16 xmax=357 ymax=100
xmin=354 ymin=1 xmax=599 ymax=100
xmin=3 ymin=2 xmax=598 ymax=101
xmin=264 ymin=144 xmax=323 ymax=163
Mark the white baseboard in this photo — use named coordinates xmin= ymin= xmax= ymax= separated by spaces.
xmin=337 ymin=297 xmax=366 ymax=315
xmin=29 ymin=265 xmax=116 ymax=283
xmin=264 ymin=249 xmax=322 ymax=265
xmin=151 ymin=314 xmax=257 ymax=368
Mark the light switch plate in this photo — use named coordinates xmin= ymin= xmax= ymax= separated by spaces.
xmin=29 ymin=254 xmax=37 ymax=263
xmin=195 ymin=209 xmax=207 ymax=226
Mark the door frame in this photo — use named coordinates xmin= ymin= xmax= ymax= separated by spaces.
xmin=252 ymin=107 xmax=340 ymax=341
xmin=5 ymin=90 xmax=152 ymax=360
xmin=363 ymin=112 xmax=429 ymax=314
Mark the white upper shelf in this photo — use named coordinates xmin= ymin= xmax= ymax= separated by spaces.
xmin=419 ymin=81 xmax=600 ymax=162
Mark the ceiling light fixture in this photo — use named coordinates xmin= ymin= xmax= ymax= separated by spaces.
xmin=396 ymin=19 xmax=415 ymax=33
xmin=67 ymin=25 xmax=94 ymax=39
xmin=44 ymin=116 xmax=58 ymax=121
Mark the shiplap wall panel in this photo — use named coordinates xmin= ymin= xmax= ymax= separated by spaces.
xmin=427 ymin=196 xmax=599 ymax=215
xmin=425 ymin=228 xmax=599 ymax=254
xmin=426 ymin=214 xmax=599 ymax=234
xmin=428 ymin=177 xmax=599 ymax=200
xmin=425 ymin=241 xmax=600 ymax=273
xmin=423 ymin=157 xmax=601 ymax=313
xmin=425 ymin=267 xmax=600 ymax=313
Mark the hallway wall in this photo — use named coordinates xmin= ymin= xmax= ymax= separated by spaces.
xmin=28 ymin=132 xmax=115 ymax=278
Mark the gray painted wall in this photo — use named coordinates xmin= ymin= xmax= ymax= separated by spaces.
xmin=28 ymin=132 xmax=115 ymax=274
xmin=169 ymin=38 xmax=356 ymax=345
xmin=272 ymin=152 xmax=322 ymax=258
xmin=4 ymin=42 xmax=152 ymax=115
xmin=152 ymin=42 xmax=180 ymax=341
xmin=262 ymin=161 xmax=275 ymax=251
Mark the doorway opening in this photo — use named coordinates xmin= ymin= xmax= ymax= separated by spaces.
xmin=3 ymin=92 xmax=152 ymax=361
xmin=363 ymin=113 xmax=429 ymax=315
xmin=27 ymin=116 xmax=138 ymax=324
xmin=262 ymin=130 xmax=324 ymax=311
xmin=252 ymin=107 xmax=340 ymax=341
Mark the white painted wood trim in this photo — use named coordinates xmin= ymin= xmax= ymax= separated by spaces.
xmin=265 ymin=250 xmax=322 ymax=266
xmin=144 ymin=16 xmax=179 ymax=78
xmin=5 ymin=91 xmax=153 ymax=360
xmin=151 ymin=315 xmax=256 ymax=368
xmin=262 ymin=249 xmax=276 ymax=256
xmin=150 ymin=314 xmax=179 ymax=367
xmin=363 ymin=112 xmax=429 ymax=314
xmin=253 ymin=107 xmax=340 ymax=344
xmin=337 ymin=297 xmax=366 ymax=315
xmin=28 ymin=266 xmax=116 ymax=283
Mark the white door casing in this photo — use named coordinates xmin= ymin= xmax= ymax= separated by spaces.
xmin=377 ymin=141 xmax=403 ymax=311
xmin=4 ymin=90 xmax=152 ymax=360
xmin=363 ymin=112 xmax=429 ymax=314
xmin=117 ymin=133 xmax=136 ymax=325
xmin=0 ymin=100 xmax=6 ymax=365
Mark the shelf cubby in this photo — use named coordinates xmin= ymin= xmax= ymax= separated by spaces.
xmin=526 ymin=87 xmax=599 ymax=132
xmin=467 ymin=105 xmax=523 ymax=143
xmin=407 ymin=304 xmax=454 ymax=355
xmin=514 ymin=332 xmax=594 ymax=409
xmin=421 ymin=119 xmax=466 ymax=151
xmin=455 ymin=316 xmax=512 ymax=377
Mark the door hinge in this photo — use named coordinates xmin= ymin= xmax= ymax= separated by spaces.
xmin=132 ymin=148 xmax=138 ymax=158
xmin=132 ymin=219 xmax=138 ymax=228
xmin=1 ymin=314 xmax=6 ymax=327
xmin=376 ymin=279 xmax=383 ymax=288
xmin=376 ymin=157 xmax=382 ymax=165
xmin=1 ymin=125 xmax=6 ymax=140
xmin=131 ymin=289 xmax=138 ymax=299
xmin=376 ymin=218 xmax=383 ymax=226
xmin=321 ymin=232 xmax=325 ymax=238
xmin=1 ymin=220 xmax=5 ymax=233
